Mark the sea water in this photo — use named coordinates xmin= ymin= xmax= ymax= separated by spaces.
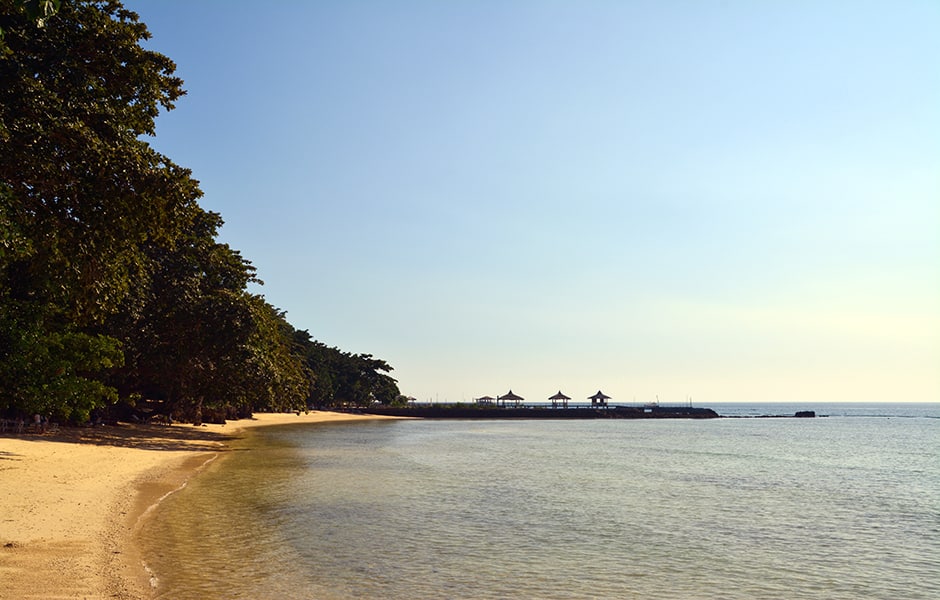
xmin=139 ymin=404 xmax=940 ymax=599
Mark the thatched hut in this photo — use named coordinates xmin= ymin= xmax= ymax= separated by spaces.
xmin=589 ymin=390 xmax=611 ymax=407
xmin=549 ymin=391 xmax=571 ymax=409
xmin=497 ymin=390 xmax=524 ymax=408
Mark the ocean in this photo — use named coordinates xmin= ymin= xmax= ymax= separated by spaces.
xmin=138 ymin=403 xmax=939 ymax=599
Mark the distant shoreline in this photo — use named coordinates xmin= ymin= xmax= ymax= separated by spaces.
xmin=360 ymin=405 xmax=826 ymax=419
xmin=362 ymin=405 xmax=723 ymax=419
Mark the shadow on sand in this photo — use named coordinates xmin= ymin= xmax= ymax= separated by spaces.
xmin=0 ymin=450 xmax=23 ymax=461
xmin=3 ymin=423 xmax=239 ymax=452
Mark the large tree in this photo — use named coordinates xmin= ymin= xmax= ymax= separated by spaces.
xmin=1 ymin=0 xmax=190 ymax=324
xmin=0 ymin=0 xmax=195 ymax=420
xmin=108 ymin=209 xmax=311 ymax=421
xmin=1 ymin=1 xmax=399 ymax=421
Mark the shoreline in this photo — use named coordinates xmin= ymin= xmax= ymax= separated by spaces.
xmin=0 ymin=411 xmax=400 ymax=600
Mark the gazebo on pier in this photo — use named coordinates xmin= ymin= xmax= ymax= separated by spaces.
xmin=549 ymin=391 xmax=571 ymax=409
xmin=498 ymin=390 xmax=524 ymax=408
xmin=589 ymin=390 xmax=611 ymax=407
xmin=475 ymin=395 xmax=496 ymax=406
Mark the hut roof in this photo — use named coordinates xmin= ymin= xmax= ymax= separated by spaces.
xmin=498 ymin=390 xmax=524 ymax=401
xmin=589 ymin=390 xmax=612 ymax=400
xmin=549 ymin=391 xmax=571 ymax=400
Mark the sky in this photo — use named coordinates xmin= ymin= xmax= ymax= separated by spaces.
xmin=123 ymin=0 xmax=939 ymax=404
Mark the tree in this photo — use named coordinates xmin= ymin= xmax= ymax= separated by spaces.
xmin=293 ymin=334 xmax=400 ymax=409
xmin=0 ymin=0 xmax=61 ymax=54
xmin=1 ymin=1 xmax=402 ymax=421
xmin=228 ymin=298 xmax=312 ymax=414
xmin=0 ymin=307 xmax=123 ymax=422
xmin=105 ymin=206 xmax=312 ymax=421
xmin=1 ymin=0 xmax=190 ymax=324
xmin=0 ymin=1 xmax=206 ymax=419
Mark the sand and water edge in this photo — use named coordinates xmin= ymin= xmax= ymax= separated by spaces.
xmin=0 ymin=411 xmax=399 ymax=600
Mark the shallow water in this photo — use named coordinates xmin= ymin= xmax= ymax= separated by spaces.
xmin=140 ymin=404 xmax=940 ymax=599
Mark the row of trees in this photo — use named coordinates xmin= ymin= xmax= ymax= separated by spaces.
xmin=1 ymin=1 xmax=401 ymax=423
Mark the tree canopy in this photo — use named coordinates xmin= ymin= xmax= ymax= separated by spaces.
xmin=1 ymin=0 xmax=400 ymax=424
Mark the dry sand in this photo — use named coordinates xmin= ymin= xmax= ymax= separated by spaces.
xmin=0 ymin=411 xmax=397 ymax=599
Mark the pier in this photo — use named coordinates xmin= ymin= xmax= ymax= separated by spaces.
xmin=362 ymin=404 xmax=721 ymax=419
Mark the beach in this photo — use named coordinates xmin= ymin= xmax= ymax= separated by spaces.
xmin=0 ymin=411 xmax=396 ymax=600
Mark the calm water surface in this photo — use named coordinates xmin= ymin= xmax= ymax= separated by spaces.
xmin=139 ymin=404 xmax=940 ymax=599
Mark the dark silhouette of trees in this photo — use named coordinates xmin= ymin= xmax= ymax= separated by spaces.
xmin=292 ymin=330 xmax=400 ymax=409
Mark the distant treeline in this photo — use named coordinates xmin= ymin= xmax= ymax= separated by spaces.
xmin=0 ymin=1 xmax=401 ymax=424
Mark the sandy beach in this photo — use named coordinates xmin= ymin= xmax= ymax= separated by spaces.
xmin=0 ymin=411 xmax=396 ymax=600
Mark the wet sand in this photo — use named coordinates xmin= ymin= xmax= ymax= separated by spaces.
xmin=0 ymin=411 xmax=398 ymax=599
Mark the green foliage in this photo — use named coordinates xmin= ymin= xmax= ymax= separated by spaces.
xmin=293 ymin=330 xmax=400 ymax=409
xmin=106 ymin=205 xmax=312 ymax=421
xmin=0 ymin=0 xmax=188 ymax=422
xmin=0 ymin=0 xmax=60 ymax=54
xmin=1 ymin=0 xmax=190 ymax=324
xmin=0 ymin=300 xmax=122 ymax=422
xmin=388 ymin=395 xmax=413 ymax=407
xmin=1 ymin=1 xmax=401 ymax=424
xmin=0 ymin=184 xmax=30 ymax=266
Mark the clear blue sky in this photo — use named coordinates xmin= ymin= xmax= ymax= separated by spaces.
xmin=125 ymin=0 xmax=939 ymax=404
